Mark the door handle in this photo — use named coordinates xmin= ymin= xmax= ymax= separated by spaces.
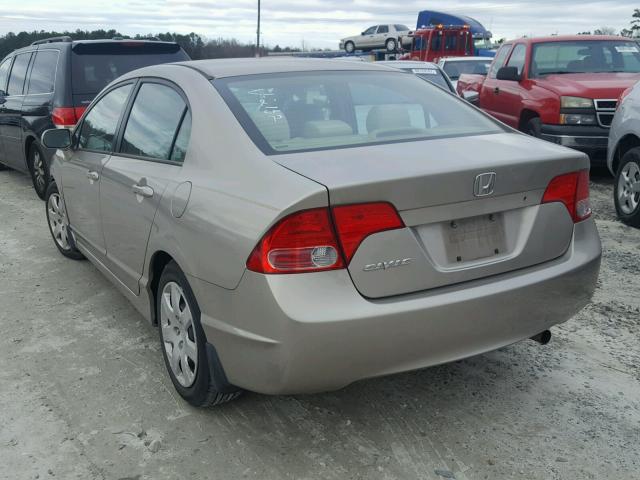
xmin=494 ymin=87 xmax=500 ymax=95
xmin=132 ymin=184 xmax=154 ymax=198
xmin=86 ymin=171 xmax=99 ymax=181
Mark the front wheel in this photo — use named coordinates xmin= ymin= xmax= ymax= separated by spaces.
xmin=524 ymin=117 xmax=542 ymax=138
xmin=614 ymin=148 xmax=640 ymax=228
xmin=385 ymin=38 xmax=397 ymax=52
xmin=157 ymin=261 xmax=242 ymax=407
xmin=28 ymin=143 xmax=50 ymax=200
xmin=344 ymin=41 xmax=355 ymax=54
xmin=45 ymin=183 xmax=84 ymax=260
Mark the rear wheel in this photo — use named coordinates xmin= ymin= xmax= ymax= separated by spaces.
xmin=524 ymin=117 xmax=542 ymax=138
xmin=614 ymin=148 xmax=640 ymax=228
xmin=344 ymin=41 xmax=355 ymax=54
xmin=385 ymin=38 xmax=397 ymax=52
xmin=28 ymin=143 xmax=50 ymax=200
xmin=0 ymin=162 xmax=8 ymax=171
xmin=45 ymin=183 xmax=84 ymax=260
xmin=157 ymin=261 xmax=242 ymax=407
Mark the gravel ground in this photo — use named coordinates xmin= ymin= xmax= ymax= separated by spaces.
xmin=0 ymin=168 xmax=639 ymax=480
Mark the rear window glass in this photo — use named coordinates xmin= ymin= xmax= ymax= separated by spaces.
xmin=214 ymin=71 xmax=502 ymax=155
xmin=442 ymin=59 xmax=492 ymax=79
xmin=28 ymin=50 xmax=59 ymax=94
xmin=400 ymin=67 xmax=450 ymax=90
xmin=71 ymin=43 xmax=188 ymax=95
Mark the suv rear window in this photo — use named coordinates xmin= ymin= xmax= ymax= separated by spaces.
xmin=215 ymin=71 xmax=503 ymax=155
xmin=71 ymin=43 xmax=188 ymax=95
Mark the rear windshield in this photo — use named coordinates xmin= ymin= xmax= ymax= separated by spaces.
xmin=214 ymin=71 xmax=503 ymax=155
xmin=531 ymin=40 xmax=640 ymax=77
xmin=401 ymin=67 xmax=451 ymax=90
xmin=443 ymin=59 xmax=493 ymax=79
xmin=71 ymin=43 xmax=188 ymax=94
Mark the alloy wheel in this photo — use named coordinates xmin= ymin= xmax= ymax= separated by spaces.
xmin=47 ymin=193 xmax=70 ymax=250
xmin=160 ymin=282 xmax=199 ymax=388
xmin=33 ymin=150 xmax=46 ymax=193
xmin=617 ymin=161 xmax=640 ymax=215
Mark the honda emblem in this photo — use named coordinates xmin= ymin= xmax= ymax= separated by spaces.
xmin=474 ymin=172 xmax=496 ymax=197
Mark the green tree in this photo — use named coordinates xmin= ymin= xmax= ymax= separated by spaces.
xmin=621 ymin=8 xmax=640 ymax=37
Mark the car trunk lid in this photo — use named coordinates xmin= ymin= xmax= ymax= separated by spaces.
xmin=274 ymin=132 xmax=589 ymax=298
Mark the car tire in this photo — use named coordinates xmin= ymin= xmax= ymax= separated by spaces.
xmin=157 ymin=261 xmax=242 ymax=407
xmin=524 ymin=117 xmax=542 ymax=138
xmin=45 ymin=182 xmax=85 ymax=260
xmin=0 ymin=162 xmax=8 ymax=171
xmin=613 ymin=148 xmax=640 ymax=228
xmin=28 ymin=142 xmax=50 ymax=200
xmin=344 ymin=41 xmax=355 ymax=54
xmin=385 ymin=38 xmax=397 ymax=52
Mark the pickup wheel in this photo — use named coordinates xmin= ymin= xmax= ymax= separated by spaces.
xmin=385 ymin=38 xmax=397 ymax=52
xmin=344 ymin=41 xmax=355 ymax=54
xmin=524 ymin=117 xmax=542 ymax=138
xmin=614 ymin=148 xmax=640 ymax=228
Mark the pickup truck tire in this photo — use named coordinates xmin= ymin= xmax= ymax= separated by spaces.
xmin=385 ymin=38 xmax=397 ymax=52
xmin=524 ymin=117 xmax=542 ymax=138
xmin=344 ymin=41 xmax=355 ymax=54
xmin=613 ymin=148 xmax=640 ymax=228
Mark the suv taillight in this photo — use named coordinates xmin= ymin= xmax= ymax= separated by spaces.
xmin=247 ymin=203 xmax=404 ymax=274
xmin=542 ymin=170 xmax=591 ymax=223
xmin=52 ymin=106 xmax=86 ymax=128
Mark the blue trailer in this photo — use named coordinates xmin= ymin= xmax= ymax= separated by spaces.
xmin=416 ymin=10 xmax=496 ymax=57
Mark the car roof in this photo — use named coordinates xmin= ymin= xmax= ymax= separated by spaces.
xmin=440 ymin=57 xmax=492 ymax=62
xmin=507 ymin=35 xmax=627 ymax=45
xmin=169 ymin=57 xmax=399 ymax=78
xmin=376 ymin=60 xmax=439 ymax=69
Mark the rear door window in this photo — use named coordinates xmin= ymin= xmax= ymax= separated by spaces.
xmin=71 ymin=43 xmax=188 ymax=95
xmin=120 ymin=82 xmax=187 ymax=161
xmin=377 ymin=26 xmax=389 ymax=34
xmin=78 ymin=83 xmax=133 ymax=152
xmin=0 ymin=58 xmax=12 ymax=93
xmin=27 ymin=50 xmax=59 ymax=94
xmin=170 ymin=110 xmax=191 ymax=163
xmin=7 ymin=53 xmax=32 ymax=95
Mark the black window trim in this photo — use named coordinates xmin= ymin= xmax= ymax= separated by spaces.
xmin=113 ymin=77 xmax=191 ymax=166
xmin=506 ymin=43 xmax=527 ymax=76
xmin=74 ymin=79 xmax=139 ymax=155
xmin=25 ymin=48 xmax=60 ymax=96
xmin=0 ymin=56 xmax=14 ymax=94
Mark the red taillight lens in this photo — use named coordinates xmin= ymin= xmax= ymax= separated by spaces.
xmin=247 ymin=202 xmax=405 ymax=274
xmin=246 ymin=208 xmax=345 ymax=274
xmin=332 ymin=202 xmax=405 ymax=263
xmin=542 ymin=170 xmax=591 ymax=222
xmin=51 ymin=106 xmax=86 ymax=127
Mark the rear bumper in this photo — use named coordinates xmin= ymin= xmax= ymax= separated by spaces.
xmin=189 ymin=218 xmax=601 ymax=395
xmin=540 ymin=124 xmax=609 ymax=165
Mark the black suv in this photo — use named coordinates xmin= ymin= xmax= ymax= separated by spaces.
xmin=0 ymin=37 xmax=189 ymax=198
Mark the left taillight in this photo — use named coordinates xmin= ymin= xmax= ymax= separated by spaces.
xmin=51 ymin=106 xmax=86 ymax=128
xmin=246 ymin=202 xmax=405 ymax=274
xmin=542 ymin=170 xmax=591 ymax=223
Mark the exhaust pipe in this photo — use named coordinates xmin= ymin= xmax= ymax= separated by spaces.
xmin=530 ymin=330 xmax=551 ymax=345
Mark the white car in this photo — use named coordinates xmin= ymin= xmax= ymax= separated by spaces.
xmin=437 ymin=56 xmax=493 ymax=89
xmin=340 ymin=24 xmax=410 ymax=53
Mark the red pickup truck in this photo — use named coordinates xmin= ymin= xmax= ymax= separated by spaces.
xmin=457 ymin=35 xmax=640 ymax=163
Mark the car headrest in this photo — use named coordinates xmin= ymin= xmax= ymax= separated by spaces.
xmin=303 ymin=120 xmax=353 ymax=138
xmin=366 ymin=105 xmax=411 ymax=134
xmin=249 ymin=109 xmax=290 ymax=143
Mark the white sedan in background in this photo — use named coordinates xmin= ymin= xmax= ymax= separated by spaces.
xmin=437 ymin=56 xmax=493 ymax=89
xmin=340 ymin=24 xmax=411 ymax=53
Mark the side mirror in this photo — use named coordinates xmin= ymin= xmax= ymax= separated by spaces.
xmin=496 ymin=66 xmax=521 ymax=81
xmin=42 ymin=128 xmax=72 ymax=149
xmin=462 ymin=90 xmax=480 ymax=105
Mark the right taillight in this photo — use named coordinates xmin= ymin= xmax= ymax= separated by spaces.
xmin=246 ymin=202 xmax=405 ymax=274
xmin=542 ymin=170 xmax=591 ymax=223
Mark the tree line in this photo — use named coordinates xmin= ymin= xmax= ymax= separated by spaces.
xmin=0 ymin=29 xmax=302 ymax=60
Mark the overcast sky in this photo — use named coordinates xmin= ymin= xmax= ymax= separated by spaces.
xmin=0 ymin=1 xmax=637 ymax=48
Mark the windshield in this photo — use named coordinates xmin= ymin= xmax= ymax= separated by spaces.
xmin=71 ymin=43 xmax=189 ymax=94
xmin=214 ymin=71 xmax=502 ymax=155
xmin=531 ymin=40 xmax=640 ymax=77
xmin=443 ymin=59 xmax=492 ymax=79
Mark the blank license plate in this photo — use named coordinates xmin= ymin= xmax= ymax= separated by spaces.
xmin=445 ymin=213 xmax=506 ymax=263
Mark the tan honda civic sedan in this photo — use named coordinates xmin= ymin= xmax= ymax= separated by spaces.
xmin=41 ymin=58 xmax=601 ymax=406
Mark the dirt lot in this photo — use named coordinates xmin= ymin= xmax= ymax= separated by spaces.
xmin=0 ymin=168 xmax=638 ymax=480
